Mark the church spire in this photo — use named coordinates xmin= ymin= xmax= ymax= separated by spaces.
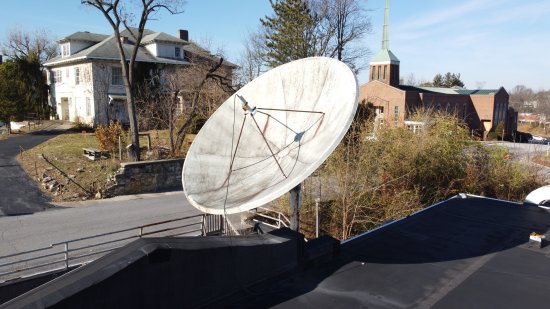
xmin=382 ymin=0 xmax=389 ymax=50
xmin=369 ymin=0 xmax=400 ymax=87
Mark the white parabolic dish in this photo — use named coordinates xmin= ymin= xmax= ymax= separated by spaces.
xmin=182 ymin=57 xmax=358 ymax=214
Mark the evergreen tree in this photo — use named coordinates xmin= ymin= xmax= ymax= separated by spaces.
xmin=446 ymin=72 xmax=464 ymax=88
xmin=0 ymin=53 xmax=50 ymax=132
xmin=0 ymin=60 xmax=26 ymax=132
xmin=432 ymin=73 xmax=444 ymax=87
xmin=261 ymin=0 xmax=316 ymax=67
xmin=432 ymin=72 xmax=464 ymax=88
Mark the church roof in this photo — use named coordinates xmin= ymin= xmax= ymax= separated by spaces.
xmin=371 ymin=48 xmax=400 ymax=64
xmin=398 ymin=85 xmax=503 ymax=95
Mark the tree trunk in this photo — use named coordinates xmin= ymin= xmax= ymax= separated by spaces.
xmin=124 ymin=83 xmax=140 ymax=161
xmin=174 ymin=109 xmax=197 ymax=153
xmin=169 ymin=91 xmax=179 ymax=154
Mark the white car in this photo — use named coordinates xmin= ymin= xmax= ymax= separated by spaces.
xmin=528 ymin=135 xmax=549 ymax=144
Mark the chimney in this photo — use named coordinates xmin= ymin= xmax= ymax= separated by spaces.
xmin=120 ymin=36 xmax=129 ymax=44
xmin=0 ymin=55 xmax=3 ymax=64
xmin=178 ymin=29 xmax=189 ymax=42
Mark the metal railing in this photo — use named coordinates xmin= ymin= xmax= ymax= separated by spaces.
xmin=248 ymin=206 xmax=291 ymax=229
xmin=0 ymin=213 xmax=223 ymax=283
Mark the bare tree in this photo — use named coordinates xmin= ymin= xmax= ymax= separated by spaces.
xmin=172 ymin=56 xmax=234 ymax=154
xmin=135 ymin=53 xmax=234 ymax=155
xmin=235 ymin=31 xmax=268 ymax=86
xmin=82 ymin=0 xmax=185 ymax=161
xmin=2 ymin=27 xmax=58 ymax=63
xmin=509 ymin=85 xmax=535 ymax=112
xmin=402 ymin=73 xmax=420 ymax=86
xmin=323 ymin=0 xmax=372 ymax=73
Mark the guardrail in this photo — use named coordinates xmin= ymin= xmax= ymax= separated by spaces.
xmin=0 ymin=214 xmax=223 ymax=283
xmin=248 ymin=206 xmax=291 ymax=229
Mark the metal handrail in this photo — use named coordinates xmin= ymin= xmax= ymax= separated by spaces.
xmin=0 ymin=213 xmax=223 ymax=283
xmin=248 ymin=207 xmax=291 ymax=228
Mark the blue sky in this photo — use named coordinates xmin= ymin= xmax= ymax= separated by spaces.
xmin=0 ymin=0 xmax=548 ymax=91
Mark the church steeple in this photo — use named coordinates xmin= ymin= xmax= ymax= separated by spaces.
xmin=370 ymin=0 xmax=400 ymax=87
xmin=382 ymin=0 xmax=389 ymax=50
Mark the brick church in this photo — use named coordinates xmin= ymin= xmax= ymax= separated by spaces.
xmin=359 ymin=0 xmax=518 ymax=138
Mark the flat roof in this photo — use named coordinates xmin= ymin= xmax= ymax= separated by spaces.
xmin=4 ymin=195 xmax=549 ymax=308
xmin=215 ymin=196 xmax=550 ymax=308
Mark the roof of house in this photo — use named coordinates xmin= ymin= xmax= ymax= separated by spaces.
xmin=44 ymin=28 xmax=237 ymax=67
xmin=58 ymin=31 xmax=109 ymax=43
xmin=141 ymin=32 xmax=184 ymax=44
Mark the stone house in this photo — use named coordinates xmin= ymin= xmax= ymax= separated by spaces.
xmin=43 ymin=29 xmax=234 ymax=126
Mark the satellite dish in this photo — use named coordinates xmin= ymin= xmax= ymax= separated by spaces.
xmin=182 ymin=57 xmax=358 ymax=214
xmin=524 ymin=185 xmax=550 ymax=206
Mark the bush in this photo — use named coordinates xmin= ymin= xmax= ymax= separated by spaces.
xmin=71 ymin=116 xmax=92 ymax=132
xmin=282 ymin=111 xmax=544 ymax=240
xmin=95 ymin=122 xmax=123 ymax=153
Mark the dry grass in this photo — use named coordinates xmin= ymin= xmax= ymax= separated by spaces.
xmin=18 ymin=132 xmax=121 ymax=202
xmin=533 ymin=154 xmax=550 ymax=167
xmin=16 ymin=129 xmax=186 ymax=202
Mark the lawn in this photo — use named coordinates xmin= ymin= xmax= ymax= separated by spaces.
xmin=17 ymin=129 xmax=185 ymax=202
xmin=18 ymin=132 xmax=121 ymax=201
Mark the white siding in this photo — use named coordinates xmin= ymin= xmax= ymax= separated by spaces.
xmin=144 ymin=43 xmax=158 ymax=56
xmin=50 ymin=63 xmax=95 ymax=124
xmin=157 ymin=43 xmax=184 ymax=59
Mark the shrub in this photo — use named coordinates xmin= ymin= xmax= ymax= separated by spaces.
xmin=95 ymin=122 xmax=123 ymax=153
xmin=71 ymin=116 xmax=92 ymax=132
xmin=279 ymin=111 xmax=544 ymax=240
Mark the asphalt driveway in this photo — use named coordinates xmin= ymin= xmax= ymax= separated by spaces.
xmin=0 ymin=122 xmax=69 ymax=216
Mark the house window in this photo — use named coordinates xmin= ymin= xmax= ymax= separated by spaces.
xmin=175 ymin=47 xmax=181 ymax=58
xmin=377 ymin=66 xmax=381 ymax=80
xmin=75 ymin=67 xmax=80 ymax=85
xmin=86 ymin=98 xmax=91 ymax=116
xmin=383 ymin=65 xmax=387 ymax=80
xmin=53 ymin=70 xmax=62 ymax=83
xmin=111 ymin=67 xmax=123 ymax=86
xmin=371 ymin=67 xmax=375 ymax=80
xmin=463 ymin=104 xmax=467 ymax=120
xmin=61 ymin=44 xmax=70 ymax=57
xmin=394 ymin=106 xmax=399 ymax=127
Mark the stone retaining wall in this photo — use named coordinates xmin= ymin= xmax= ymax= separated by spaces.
xmin=104 ymin=158 xmax=184 ymax=197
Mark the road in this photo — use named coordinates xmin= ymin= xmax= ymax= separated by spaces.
xmin=484 ymin=141 xmax=550 ymax=178
xmin=0 ymin=191 xmax=202 ymax=282
xmin=0 ymin=191 xmax=200 ymax=256
xmin=0 ymin=122 xmax=69 ymax=216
